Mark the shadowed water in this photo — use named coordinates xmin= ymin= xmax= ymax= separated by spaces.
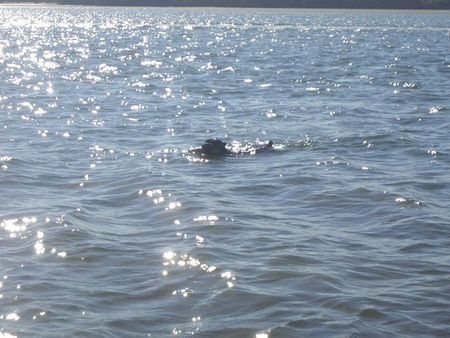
xmin=0 ymin=6 xmax=449 ymax=338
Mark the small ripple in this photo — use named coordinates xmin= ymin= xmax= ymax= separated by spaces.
xmin=394 ymin=196 xmax=423 ymax=207
xmin=398 ymin=242 xmax=435 ymax=254
xmin=428 ymin=106 xmax=445 ymax=114
xmin=358 ymin=307 xmax=387 ymax=320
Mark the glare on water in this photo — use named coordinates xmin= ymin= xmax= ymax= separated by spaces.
xmin=1 ymin=5 xmax=449 ymax=338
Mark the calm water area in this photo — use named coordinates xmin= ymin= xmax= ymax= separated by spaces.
xmin=0 ymin=5 xmax=449 ymax=337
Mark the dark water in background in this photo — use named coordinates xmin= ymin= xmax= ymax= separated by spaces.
xmin=0 ymin=6 xmax=449 ymax=337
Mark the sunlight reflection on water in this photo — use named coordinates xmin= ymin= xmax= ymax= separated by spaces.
xmin=0 ymin=5 xmax=449 ymax=338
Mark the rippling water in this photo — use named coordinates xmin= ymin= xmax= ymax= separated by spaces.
xmin=0 ymin=6 xmax=449 ymax=337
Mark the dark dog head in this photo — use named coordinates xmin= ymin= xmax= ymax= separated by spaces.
xmin=202 ymin=139 xmax=228 ymax=156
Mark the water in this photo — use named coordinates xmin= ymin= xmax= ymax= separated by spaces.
xmin=0 ymin=5 xmax=449 ymax=337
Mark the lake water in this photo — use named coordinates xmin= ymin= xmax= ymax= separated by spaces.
xmin=0 ymin=6 xmax=449 ymax=337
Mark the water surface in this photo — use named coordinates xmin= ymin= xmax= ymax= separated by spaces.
xmin=0 ymin=6 xmax=449 ymax=337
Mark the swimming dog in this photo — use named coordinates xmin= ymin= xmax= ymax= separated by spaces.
xmin=193 ymin=138 xmax=273 ymax=157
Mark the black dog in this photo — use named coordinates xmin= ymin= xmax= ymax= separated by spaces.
xmin=194 ymin=138 xmax=273 ymax=157
xmin=201 ymin=139 xmax=230 ymax=156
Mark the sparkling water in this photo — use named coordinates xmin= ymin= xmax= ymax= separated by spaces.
xmin=0 ymin=6 xmax=449 ymax=337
